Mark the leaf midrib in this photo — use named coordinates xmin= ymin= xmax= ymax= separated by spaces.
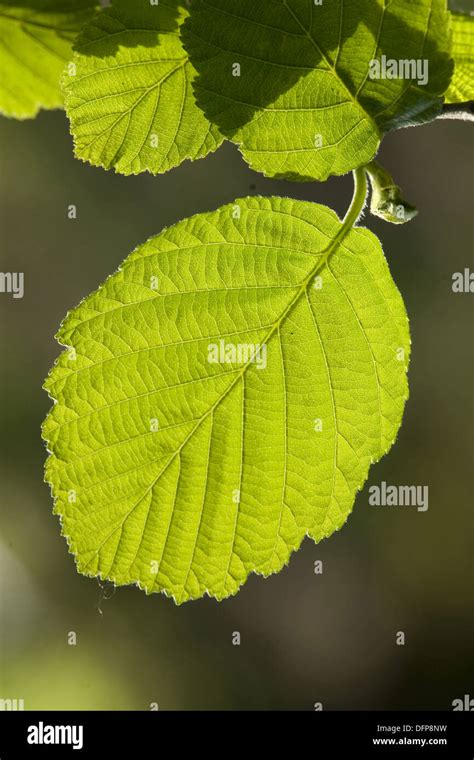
xmin=280 ymin=0 xmax=379 ymax=137
xmin=99 ymin=214 xmax=358 ymax=525
xmin=74 ymin=59 xmax=187 ymax=157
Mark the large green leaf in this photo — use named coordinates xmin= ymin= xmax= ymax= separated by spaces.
xmin=445 ymin=12 xmax=474 ymax=103
xmin=0 ymin=0 xmax=97 ymax=119
xmin=62 ymin=0 xmax=223 ymax=175
xmin=43 ymin=197 xmax=410 ymax=603
xmin=183 ymin=0 xmax=453 ymax=181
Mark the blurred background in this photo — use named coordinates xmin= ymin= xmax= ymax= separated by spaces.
xmin=0 ymin=101 xmax=473 ymax=710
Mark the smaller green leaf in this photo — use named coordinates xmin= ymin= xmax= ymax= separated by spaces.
xmin=445 ymin=12 xmax=474 ymax=103
xmin=0 ymin=0 xmax=97 ymax=120
xmin=365 ymin=161 xmax=418 ymax=225
xmin=63 ymin=0 xmax=224 ymax=175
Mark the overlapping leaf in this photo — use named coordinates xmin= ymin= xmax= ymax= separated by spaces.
xmin=182 ymin=0 xmax=453 ymax=181
xmin=0 ymin=0 xmax=97 ymax=119
xmin=62 ymin=0 xmax=223 ymax=175
xmin=445 ymin=12 xmax=474 ymax=103
xmin=43 ymin=197 xmax=410 ymax=602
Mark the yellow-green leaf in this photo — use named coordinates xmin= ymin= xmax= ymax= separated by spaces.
xmin=445 ymin=12 xmax=474 ymax=103
xmin=0 ymin=0 xmax=97 ymax=119
xmin=62 ymin=0 xmax=223 ymax=175
xmin=43 ymin=197 xmax=410 ymax=603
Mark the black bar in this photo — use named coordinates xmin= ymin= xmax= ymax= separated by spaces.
xmin=0 ymin=710 xmax=472 ymax=757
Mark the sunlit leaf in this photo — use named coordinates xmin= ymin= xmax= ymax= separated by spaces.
xmin=63 ymin=0 xmax=223 ymax=175
xmin=43 ymin=197 xmax=410 ymax=603
xmin=183 ymin=0 xmax=453 ymax=180
xmin=445 ymin=12 xmax=474 ymax=103
xmin=0 ymin=0 xmax=97 ymax=119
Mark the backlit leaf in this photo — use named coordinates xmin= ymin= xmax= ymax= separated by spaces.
xmin=445 ymin=12 xmax=474 ymax=103
xmin=62 ymin=0 xmax=223 ymax=175
xmin=0 ymin=0 xmax=97 ymax=119
xmin=43 ymin=197 xmax=410 ymax=603
xmin=182 ymin=0 xmax=453 ymax=180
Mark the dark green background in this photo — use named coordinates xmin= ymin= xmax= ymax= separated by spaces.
xmin=0 ymin=107 xmax=472 ymax=709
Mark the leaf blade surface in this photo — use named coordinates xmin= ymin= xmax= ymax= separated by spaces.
xmin=183 ymin=0 xmax=453 ymax=180
xmin=63 ymin=0 xmax=223 ymax=175
xmin=43 ymin=197 xmax=410 ymax=602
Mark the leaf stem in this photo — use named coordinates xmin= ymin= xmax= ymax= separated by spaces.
xmin=342 ymin=167 xmax=368 ymax=231
xmin=307 ymin=167 xmax=368 ymax=281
